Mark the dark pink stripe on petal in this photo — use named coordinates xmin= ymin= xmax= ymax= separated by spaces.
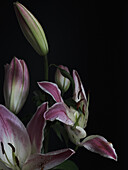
xmin=81 ymin=135 xmax=117 ymax=161
xmin=22 ymin=149 xmax=75 ymax=170
xmin=27 ymin=102 xmax=48 ymax=154
xmin=0 ymin=105 xmax=31 ymax=165
xmin=44 ymin=103 xmax=73 ymax=126
xmin=38 ymin=81 xmax=63 ymax=102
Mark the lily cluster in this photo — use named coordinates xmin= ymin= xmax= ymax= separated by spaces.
xmin=0 ymin=1 xmax=117 ymax=170
xmin=38 ymin=68 xmax=117 ymax=161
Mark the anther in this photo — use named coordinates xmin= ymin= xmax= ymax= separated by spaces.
xmin=8 ymin=143 xmax=15 ymax=153
xmin=1 ymin=142 xmax=5 ymax=154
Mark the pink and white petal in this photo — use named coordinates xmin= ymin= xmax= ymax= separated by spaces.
xmin=9 ymin=57 xmax=24 ymax=113
xmin=3 ymin=64 xmax=13 ymax=107
xmin=22 ymin=149 xmax=75 ymax=170
xmin=44 ymin=103 xmax=73 ymax=126
xmin=38 ymin=81 xmax=63 ymax=102
xmin=27 ymin=102 xmax=48 ymax=154
xmin=0 ymin=105 xmax=31 ymax=167
xmin=73 ymin=70 xmax=88 ymax=126
xmin=73 ymin=70 xmax=87 ymax=102
xmin=80 ymin=135 xmax=117 ymax=161
xmin=15 ymin=59 xmax=29 ymax=113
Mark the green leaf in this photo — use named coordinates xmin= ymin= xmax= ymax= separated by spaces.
xmin=53 ymin=160 xmax=79 ymax=170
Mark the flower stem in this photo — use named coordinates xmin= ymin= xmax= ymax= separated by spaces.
xmin=44 ymin=55 xmax=48 ymax=81
xmin=75 ymin=145 xmax=79 ymax=151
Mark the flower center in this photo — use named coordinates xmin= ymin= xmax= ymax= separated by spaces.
xmin=0 ymin=142 xmax=21 ymax=170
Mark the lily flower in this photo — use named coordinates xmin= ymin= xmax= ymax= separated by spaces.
xmin=38 ymin=70 xmax=117 ymax=161
xmin=0 ymin=103 xmax=75 ymax=170
xmin=4 ymin=57 xmax=29 ymax=114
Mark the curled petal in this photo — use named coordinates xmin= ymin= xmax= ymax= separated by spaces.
xmin=27 ymin=102 xmax=48 ymax=154
xmin=80 ymin=135 xmax=117 ymax=161
xmin=0 ymin=105 xmax=31 ymax=168
xmin=22 ymin=149 xmax=75 ymax=170
xmin=38 ymin=81 xmax=63 ymax=102
xmin=73 ymin=70 xmax=87 ymax=102
xmin=73 ymin=70 xmax=88 ymax=127
xmin=44 ymin=103 xmax=73 ymax=125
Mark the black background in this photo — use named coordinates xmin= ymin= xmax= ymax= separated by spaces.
xmin=0 ymin=0 xmax=125 ymax=170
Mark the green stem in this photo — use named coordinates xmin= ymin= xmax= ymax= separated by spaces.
xmin=75 ymin=145 xmax=79 ymax=151
xmin=44 ymin=55 xmax=49 ymax=81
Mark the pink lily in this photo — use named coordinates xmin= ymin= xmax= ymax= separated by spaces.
xmin=0 ymin=103 xmax=75 ymax=170
xmin=4 ymin=57 xmax=29 ymax=114
xmin=38 ymin=70 xmax=117 ymax=161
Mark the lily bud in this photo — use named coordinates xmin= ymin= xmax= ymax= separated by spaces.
xmin=14 ymin=2 xmax=48 ymax=56
xmin=55 ymin=65 xmax=70 ymax=93
xmin=4 ymin=57 xmax=29 ymax=114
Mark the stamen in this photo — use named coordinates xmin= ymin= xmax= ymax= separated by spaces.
xmin=0 ymin=142 xmax=13 ymax=167
xmin=8 ymin=143 xmax=20 ymax=169
xmin=1 ymin=142 xmax=5 ymax=154
xmin=8 ymin=143 xmax=15 ymax=153
xmin=15 ymin=156 xmax=20 ymax=167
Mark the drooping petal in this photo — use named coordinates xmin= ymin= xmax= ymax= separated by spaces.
xmin=38 ymin=81 xmax=63 ymax=102
xmin=0 ymin=105 xmax=31 ymax=168
xmin=22 ymin=149 xmax=75 ymax=170
xmin=27 ymin=102 xmax=48 ymax=154
xmin=44 ymin=103 xmax=73 ymax=125
xmin=80 ymin=135 xmax=117 ymax=161
xmin=73 ymin=70 xmax=87 ymax=102
xmin=73 ymin=70 xmax=88 ymax=127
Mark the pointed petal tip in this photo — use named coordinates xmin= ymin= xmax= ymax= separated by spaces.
xmin=81 ymin=135 xmax=118 ymax=161
xmin=68 ymin=148 xmax=75 ymax=155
